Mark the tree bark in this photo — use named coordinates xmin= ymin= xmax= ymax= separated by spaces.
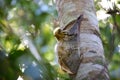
xmin=56 ymin=0 xmax=110 ymax=80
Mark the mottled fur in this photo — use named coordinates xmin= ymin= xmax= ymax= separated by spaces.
xmin=54 ymin=15 xmax=83 ymax=74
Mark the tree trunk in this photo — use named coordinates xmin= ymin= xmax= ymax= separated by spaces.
xmin=55 ymin=0 xmax=110 ymax=80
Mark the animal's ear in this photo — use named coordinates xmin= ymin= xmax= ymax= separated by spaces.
xmin=69 ymin=15 xmax=83 ymax=35
xmin=54 ymin=27 xmax=62 ymax=41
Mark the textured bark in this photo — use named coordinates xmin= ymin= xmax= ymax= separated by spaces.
xmin=56 ymin=0 xmax=110 ymax=80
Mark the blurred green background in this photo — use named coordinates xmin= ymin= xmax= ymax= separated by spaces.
xmin=0 ymin=0 xmax=120 ymax=80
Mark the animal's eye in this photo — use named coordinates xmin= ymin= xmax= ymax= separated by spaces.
xmin=61 ymin=31 xmax=68 ymax=35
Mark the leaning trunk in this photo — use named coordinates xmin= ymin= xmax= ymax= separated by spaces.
xmin=56 ymin=0 xmax=110 ymax=80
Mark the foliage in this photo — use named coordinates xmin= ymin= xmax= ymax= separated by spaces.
xmin=0 ymin=0 xmax=120 ymax=80
xmin=0 ymin=0 xmax=58 ymax=80
xmin=96 ymin=0 xmax=120 ymax=80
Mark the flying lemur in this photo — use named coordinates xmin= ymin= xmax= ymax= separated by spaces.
xmin=54 ymin=15 xmax=83 ymax=74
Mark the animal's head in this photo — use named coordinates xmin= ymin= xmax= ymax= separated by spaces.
xmin=54 ymin=15 xmax=83 ymax=41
